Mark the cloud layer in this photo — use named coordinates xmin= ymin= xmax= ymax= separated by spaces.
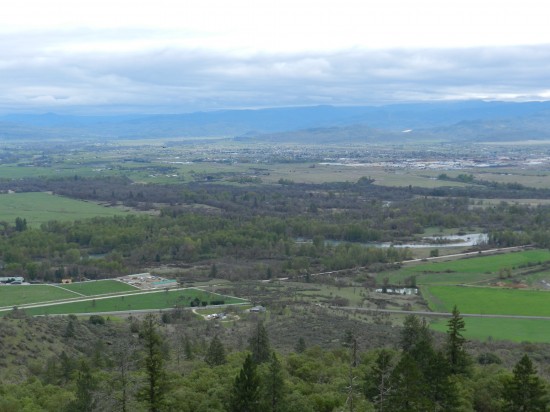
xmin=1 ymin=29 xmax=550 ymax=114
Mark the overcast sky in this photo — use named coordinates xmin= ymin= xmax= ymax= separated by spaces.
xmin=1 ymin=0 xmax=550 ymax=114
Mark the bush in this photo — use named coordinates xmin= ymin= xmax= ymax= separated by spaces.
xmin=89 ymin=315 xmax=106 ymax=325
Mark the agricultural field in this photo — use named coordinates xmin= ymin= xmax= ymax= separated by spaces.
xmin=372 ymin=249 xmax=550 ymax=342
xmin=22 ymin=288 xmax=247 ymax=316
xmin=0 ymin=192 xmax=132 ymax=226
xmin=1 ymin=279 xmax=246 ymax=317
xmin=0 ymin=284 xmax=78 ymax=308
xmin=381 ymin=249 xmax=550 ymax=286
xmin=422 ymin=285 xmax=550 ymax=317
xmin=430 ymin=317 xmax=550 ymax=343
xmin=57 ymin=280 xmax=139 ymax=296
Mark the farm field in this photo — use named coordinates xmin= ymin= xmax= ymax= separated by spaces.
xmin=0 ymin=284 xmax=79 ymax=307
xmin=422 ymin=285 xmax=550 ymax=317
xmin=58 ymin=280 xmax=139 ymax=296
xmin=0 ymin=192 xmax=132 ymax=226
xmin=21 ymin=288 xmax=247 ymax=316
xmin=430 ymin=317 xmax=550 ymax=343
xmin=381 ymin=249 xmax=550 ymax=285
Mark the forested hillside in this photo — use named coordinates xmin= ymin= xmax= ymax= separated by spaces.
xmin=0 ymin=309 xmax=548 ymax=411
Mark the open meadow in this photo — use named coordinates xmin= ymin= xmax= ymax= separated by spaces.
xmin=0 ymin=192 xmax=132 ymax=226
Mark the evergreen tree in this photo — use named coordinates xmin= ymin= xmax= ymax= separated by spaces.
xmin=184 ymin=335 xmax=194 ymax=360
xmin=111 ymin=335 xmax=139 ymax=412
xmin=66 ymin=359 xmax=96 ymax=412
xmin=400 ymin=314 xmax=431 ymax=353
xmin=64 ymin=317 xmax=76 ymax=338
xmin=503 ymin=354 xmax=549 ymax=412
xmin=230 ymin=354 xmax=261 ymax=412
xmin=365 ymin=349 xmax=394 ymax=412
xmin=209 ymin=263 xmax=218 ymax=278
xmin=138 ymin=314 xmax=167 ymax=412
xmin=446 ymin=305 xmax=469 ymax=375
xmin=15 ymin=217 xmax=27 ymax=232
xmin=205 ymin=335 xmax=226 ymax=367
xmin=59 ymin=351 xmax=75 ymax=383
xmin=249 ymin=321 xmax=271 ymax=364
xmin=387 ymin=353 xmax=430 ymax=412
xmin=295 ymin=337 xmax=306 ymax=353
xmin=423 ymin=349 xmax=459 ymax=411
xmin=261 ymin=352 xmax=286 ymax=412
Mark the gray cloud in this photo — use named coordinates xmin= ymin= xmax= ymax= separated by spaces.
xmin=1 ymin=30 xmax=550 ymax=113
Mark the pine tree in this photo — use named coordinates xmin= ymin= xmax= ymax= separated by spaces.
xmin=295 ymin=337 xmax=306 ymax=353
xmin=400 ymin=314 xmax=431 ymax=353
xmin=249 ymin=321 xmax=271 ymax=364
xmin=387 ymin=353 xmax=430 ymax=412
xmin=262 ymin=352 xmax=285 ymax=412
xmin=184 ymin=335 xmax=194 ymax=360
xmin=205 ymin=335 xmax=226 ymax=367
xmin=230 ymin=354 xmax=261 ymax=412
xmin=138 ymin=314 xmax=167 ymax=412
xmin=365 ymin=349 xmax=394 ymax=412
xmin=503 ymin=354 xmax=549 ymax=412
xmin=66 ymin=359 xmax=96 ymax=412
xmin=446 ymin=305 xmax=469 ymax=375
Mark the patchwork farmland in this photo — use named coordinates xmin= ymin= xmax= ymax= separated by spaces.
xmin=0 ymin=279 xmax=247 ymax=316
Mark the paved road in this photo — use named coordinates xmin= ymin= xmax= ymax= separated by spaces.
xmin=332 ymin=306 xmax=550 ymax=320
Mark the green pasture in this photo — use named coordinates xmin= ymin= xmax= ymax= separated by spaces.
xmin=0 ymin=192 xmax=131 ymax=226
xmin=22 ymin=288 xmax=247 ymax=316
xmin=58 ymin=280 xmax=139 ymax=296
xmin=383 ymin=249 xmax=550 ymax=286
xmin=422 ymin=285 xmax=550 ymax=317
xmin=0 ymin=285 xmax=79 ymax=308
xmin=430 ymin=317 xmax=550 ymax=343
xmin=0 ymin=164 xmax=106 ymax=179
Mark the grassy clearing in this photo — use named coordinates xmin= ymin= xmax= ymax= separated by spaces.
xmin=430 ymin=317 xmax=550 ymax=343
xmin=23 ymin=288 xmax=247 ymax=316
xmin=422 ymin=285 xmax=550 ymax=316
xmin=0 ymin=285 xmax=79 ymax=307
xmin=0 ymin=192 xmax=131 ymax=227
xmin=58 ymin=280 xmax=139 ymax=296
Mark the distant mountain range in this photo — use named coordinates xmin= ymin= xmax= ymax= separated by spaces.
xmin=1 ymin=100 xmax=550 ymax=143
